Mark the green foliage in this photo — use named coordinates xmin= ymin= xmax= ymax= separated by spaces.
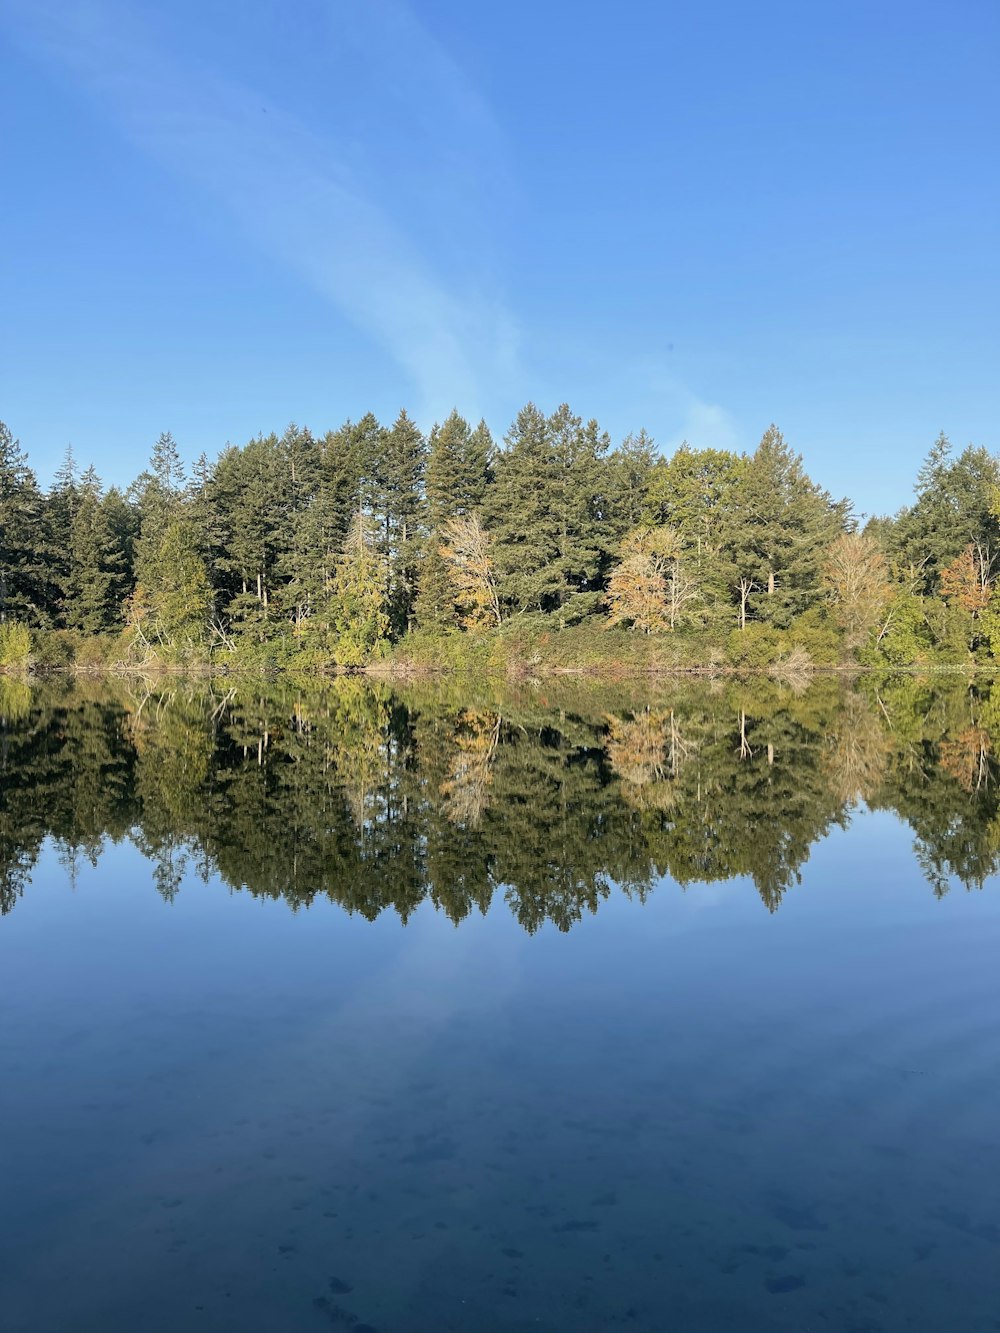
xmin=3 ymin=407 xmax=1000 ymax=675
xmin=128 ymin=515 xmax=214 ymax=660
xmin=486 ymin=402 xmax=611 ymax=623
xmin=859 ymin=591 xmax=934 ymax=666
xmin=726 ymin=623 xmax=784 ymax=667
xmin=328 ymin=516 xmax=390 ymax=666
xmin=64 ymin=471 xmax=130 ymax=632
xmin=0 ymin=420 xmax=56 ymax=625
xmin=426 ymin=410 xmax=493 ymax=526
xmin=0 ymin=620 xmax=32 ymax=670
xmin=725 ymin=425 xmax=851 ymax=629
xmin=892 ymin=435 xmax=1000 ymax=592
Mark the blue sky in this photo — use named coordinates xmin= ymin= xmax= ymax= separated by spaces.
xmin=1 ymin=0 xmax=997 ymax=516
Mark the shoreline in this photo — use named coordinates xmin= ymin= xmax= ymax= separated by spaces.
xmin=2 ymin=660 xmax=991 ymax=683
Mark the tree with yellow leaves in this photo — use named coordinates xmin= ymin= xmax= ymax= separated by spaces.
xmin=439 ymin=513 xmax=502 ymax=630
xmin=822 ymin=531 xmax=891 ymax=652
xmin=605 ymin=527 xmax=700 ymax=633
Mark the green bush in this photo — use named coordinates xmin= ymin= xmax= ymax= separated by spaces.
xmin=725 ymin=623 xmax=784 ymax=668
xmin=782 ymin=609 xmax=842 ymax=665
xmin=0 ymin=620 xmax=33 ymax=670
xmin=73 ymin=634 xmax=121 ymax=670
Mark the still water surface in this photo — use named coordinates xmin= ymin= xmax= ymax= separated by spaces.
xmin=1 ymin=676 xmax=999 ymax=1331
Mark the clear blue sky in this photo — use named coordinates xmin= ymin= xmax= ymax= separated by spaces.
xmin=1 ymin=0 xmax=997 ymax=516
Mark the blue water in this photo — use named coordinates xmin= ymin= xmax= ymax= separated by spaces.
xmin=2 ymin=811 xmax=999 ymax=1331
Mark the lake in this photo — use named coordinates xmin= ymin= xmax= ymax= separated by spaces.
xmin=1 ymin=674 xmax=999 ymax=1332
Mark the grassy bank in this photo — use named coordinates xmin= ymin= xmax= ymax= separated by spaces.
xmin=7 ymin=617 xmax=993 ymax=682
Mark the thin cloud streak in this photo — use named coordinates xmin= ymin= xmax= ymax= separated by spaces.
xmin=3 ymin=0 xmax=521 ymax=422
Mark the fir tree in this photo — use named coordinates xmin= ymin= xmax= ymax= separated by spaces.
xmin=426 ymin=410 xmax=493 ymax=527
xmin=65 ymin=468 xmax=128 ymax=632
xmin=724 ymin=426 xmax=850 ymax=629
xmin=488 ymin=403 xmax=611 ymax=623
xmin=127 ymin=513 xmax=213 ymax=656
xmin=329 ymin=514 xmax=390 ymax=665
xmin=0 ymin=420 xmax=56 ymax=625
xmin=132 ymin=432 xmax=188 ymax=594
xmin=608 ymin=429 xmax=657 ymax=539
xmin=375 ymin=409 xmax=426 ymax=633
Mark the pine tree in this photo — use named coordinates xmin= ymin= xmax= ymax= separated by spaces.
xmin=329 ymin=514 xmax=390 ymax=665
xmin=210 ymin=434 xmax=287 ymax=638
xmin=127 ymin=513 xmax=213 ymax=656
xmin=0 ymin=420 xmax=56 ymax=625
xmin=723 ymin=426 xmax=850 ymax=629
xmin=487 ymin=403 xmax=610 ymax=623
xmin=65 ymin=468 xmax=128 ymax=632
xmin=101 ymin=487 xmax=139 ymax=603
xmin=132 ymin=432 xmax=188 ymax=594
xmin=643 ymin=444 xmax=744 ymax=624
xmin=413 ymin=543 xmax=460 ymax=631
xmin=47 ymin=444 xmax=79 ymax=619
xmin=608 ymin=429 xmax=657 ymax=539
xmin=893 ymin=435 xmax=1000 ymax=591
xmin=375 ymin=409 xmax=426 ymax=633
xmin=426 ymin=411 xmax=493 ymax=527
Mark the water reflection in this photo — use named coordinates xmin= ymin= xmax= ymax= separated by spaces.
xmin=2 ymin=673 xmax=999 ymax=924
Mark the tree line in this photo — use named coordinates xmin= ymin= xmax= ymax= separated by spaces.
xmin=2 ymin=409 xmax=999 ymax=668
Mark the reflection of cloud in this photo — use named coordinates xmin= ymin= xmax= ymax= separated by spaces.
xmin=3 ymin=0 xmax=520 ymax=421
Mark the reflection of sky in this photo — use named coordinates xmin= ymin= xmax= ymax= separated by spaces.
xmin=3 ymin=812 xmax=1000 ymax=1331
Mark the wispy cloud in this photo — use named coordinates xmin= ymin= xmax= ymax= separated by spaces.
xmin=2 ymin=0 xmax=521 ymax=421
xmin=587 ymin=352 xmax=742 ymax=453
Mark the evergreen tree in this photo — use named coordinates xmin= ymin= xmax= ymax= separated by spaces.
xmin=644 ymin=444 xmax=744 ymax=623
xmin=101 ymin=487 xmax=139 ymax=602
xmin=211 ymin=433 xmax=287 ymax=639
xmin=47 ymin=444 xmax=79 ymax=619
xmin=608 ymin=429 xmax=657 ymax=539
xmin=127 ymin=513 xmax=213 ymax=656
xmin=0 ymin=420 xmax=56 ymax=625
xmin=420 ymin=412 xmax=494 ymax=630
xmin=723 ymin=426 xmax=850 ymax=629
xmin=413 ymin=543 xmax=461 ymax=632
xmin=65 ymin=468 xmax=128 ymax=632
xmin=892 ymin=435 xmax=1000 ymax=591
xmin=488 ymin=403 xmax=611 ymax=623
xmin=375 ymin=409 xmax=426 ymax=633
xmin=426 ymin=411 xmax=493 ymax=527
xmin=132 ymin=432 xmax=188 ymax=594
xmin=329 ymin=514 xmax=390 ymax=665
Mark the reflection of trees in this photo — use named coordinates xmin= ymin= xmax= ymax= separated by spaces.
xmin=605 ymin=709 xmax=692 ymax=811
xmin=4 ymin=675 xmax=1000 ymax=924
xmin=1 ymin=677 xmax=137 ymax=912
xmin=864 ymin=678 xmax=1000 ymax=895
xmin=822 ymin=691 xmax=891 ymax=806
xmin=440 ymin=709 xmax=501 ymax=826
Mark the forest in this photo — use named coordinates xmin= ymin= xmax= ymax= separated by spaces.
xmin=2 ymin=408 xmax=999 ymax=673
xmin=2 ymin=674 xmax=997 ymax=926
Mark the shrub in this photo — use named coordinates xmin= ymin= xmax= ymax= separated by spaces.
xmin=725 ymin=623 xmax=783 ymax=668
xmin=0 ymin=620 xmax=33 ymax=671
xmin=73 ymin=634 xmax=121 ymax=671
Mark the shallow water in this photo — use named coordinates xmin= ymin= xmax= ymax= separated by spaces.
xmin=2 ymin=677 xmax=999 ymax=1331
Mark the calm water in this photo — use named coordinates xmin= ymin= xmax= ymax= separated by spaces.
xmin=2 ymin=675 xmax=999 ymax=1332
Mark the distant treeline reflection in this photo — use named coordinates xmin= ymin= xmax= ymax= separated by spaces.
xmin=2 ymin=675 xmax=998 ymax=928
